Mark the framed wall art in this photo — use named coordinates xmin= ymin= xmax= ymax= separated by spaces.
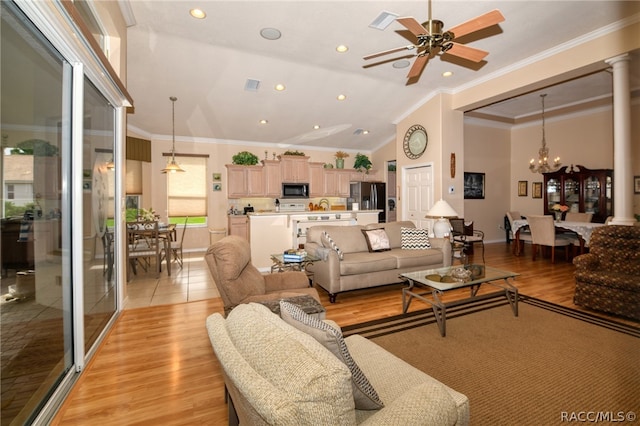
xmin=518 ymin=180 xmax=528 ymax=197
xmin=212 ymin=172 xmax=221 ymax=181
xmin=532 ymin=182 xmax=543 ymax=199
xmin=464 ymin=172 xmax=485 ymax=199
xmin=213 ymin=183 xmax=222 ymax=191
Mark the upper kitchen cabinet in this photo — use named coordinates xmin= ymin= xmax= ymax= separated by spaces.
xmin=262 ymin=160 xmax=282 ymax=198
xmin=226 ymin=164 xmax=265 ymax=198
xmin=324 ymin=169 xmax=351 ymax=197
xmin=350 ymin=169 xmax=381 ymax=182
xmin=308 ymin=162 xmax=325 ymax=197
xmin=543 ymin=165 xmax=613 ymax=223
xmin=280 ymin=155 xmax=310 ymax=183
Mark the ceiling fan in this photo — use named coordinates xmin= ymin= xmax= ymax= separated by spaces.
xmin=364 ymin=1 xmax=505 ymax=80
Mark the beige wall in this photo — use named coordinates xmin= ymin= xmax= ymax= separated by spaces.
xmin=462 ymin=122 xmax=511 ymax=242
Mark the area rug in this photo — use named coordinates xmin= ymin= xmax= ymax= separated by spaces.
xmin=343 ymin=297 xmax=640 ymax=426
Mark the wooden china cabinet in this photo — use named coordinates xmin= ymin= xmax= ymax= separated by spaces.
xmin=543 ymin=165 xmax=613 ymax=223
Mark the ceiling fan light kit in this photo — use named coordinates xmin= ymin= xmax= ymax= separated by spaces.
xmin=364 ymin=1 xmax=505 ymax=81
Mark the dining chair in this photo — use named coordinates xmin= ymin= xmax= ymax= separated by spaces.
xmin=450 ymin=218 xmax=485 ymax=263
xmin=168 ymin=217 xmax=188 ymax=268
xmin=506 ymin=211 xmax=532 ymax=255
xmin=527 ymin=215 xmax=578 ymax=263
xmin=127 ymin=220 xmax=164 ymax=278
xmin=565 ymin=212 xmax=593 ymax=222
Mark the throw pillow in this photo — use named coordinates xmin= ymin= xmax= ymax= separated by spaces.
xmin=321 ymin=231 xmax=344 ymax=260
xmin=279 ymin=301 xmax=384 ymax=410
xmin=361 ymin=229 xmax=391 ymax=252
xmin=401 ymin=227 xmax=431 ymax=249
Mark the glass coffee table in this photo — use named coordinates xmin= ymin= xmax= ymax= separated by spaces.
xmin=401 ymin=264 xmax=519 ymax=337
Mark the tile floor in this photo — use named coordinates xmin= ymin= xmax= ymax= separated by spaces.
xmin=124 ymin=250 xmax=220 ymax=309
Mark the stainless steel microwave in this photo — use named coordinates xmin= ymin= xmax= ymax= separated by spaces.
xmin=282 ymin=183 xmax=309 ymax=198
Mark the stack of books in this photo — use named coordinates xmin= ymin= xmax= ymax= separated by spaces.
xmin=283 ymin=249 xmax=307 ymax=262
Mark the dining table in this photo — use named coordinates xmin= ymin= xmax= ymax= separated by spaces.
xmin=126 ymin=222 xmax=176 ymax=277
xmin=512 ymin=218 xmax=605 ymax=256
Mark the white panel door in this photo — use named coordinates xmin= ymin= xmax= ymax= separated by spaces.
xmin=403 ymin=165 xmax=434 ymax=230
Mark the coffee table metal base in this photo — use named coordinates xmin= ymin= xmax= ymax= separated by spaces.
xmin=401 ymin=278 xmax=518 ymax=337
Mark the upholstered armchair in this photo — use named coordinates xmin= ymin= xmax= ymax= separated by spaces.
xmin=573 ymin=225 xmax=640 ymax=320
xmin=205 ymin=235 xmax=321 ymax=316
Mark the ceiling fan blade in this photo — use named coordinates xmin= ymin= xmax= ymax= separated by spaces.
xmin=363 ymin=45 xmax=416 ymax=60
xmin=447 ymin=9 xmax=505 ymax=39
xmin=444 ymin=42 xmax=488 ymax=62
xmin=407 ymin=54 xmax=429 ymax=79
xmin=397 ymin=16 xmax=428 ymax=36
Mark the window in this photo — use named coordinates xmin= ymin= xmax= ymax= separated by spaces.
xmin=7 ymin=184 xmax=14 ymax=199
xmin=167 ymin=156 xmax=207 ymax=225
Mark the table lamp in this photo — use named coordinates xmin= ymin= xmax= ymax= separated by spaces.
xmin=425 ymin=199 xmax=459 ymax=238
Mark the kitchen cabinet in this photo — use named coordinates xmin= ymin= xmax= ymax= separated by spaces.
xmin=324 ymin=169 xmax=351 ymax=197
xmin=262 ymin=160 xmax=282 ymax=197
xmin=281 ymin=155 xmax=310 ymax=183
xmin=350 ymin=169 xmax=381 ymax=182
xmin=226 ymin=165 xmax=264 ymax=198
xmin=543 ymin=165 xmax=613 ymax=223
xmin=308 ymin=162 xmax=325 ymax=197
xmin=228 ymin=215 xmax=250 ymax=240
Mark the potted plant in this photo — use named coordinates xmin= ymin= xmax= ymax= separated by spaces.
xmin=353 ymin=153 xmax=372 ymax=173
xmin=232 ymin=151 xmax=259 ymax=165
xmin=334 ymin=151 xmax=349 ymax=169
xmin=282 ymin=150 xmax=306 ymax=156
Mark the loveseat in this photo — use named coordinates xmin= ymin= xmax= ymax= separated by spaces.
xmin=206 ymin=302 xmax=469 ymax=425
xmin=573 ymin=225 xmax=640 ymax=320
xmin=305 ymin=221 xmax=451 ymax=302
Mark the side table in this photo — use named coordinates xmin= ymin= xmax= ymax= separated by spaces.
xmin=270 ymin=253 xmax=320 ymax=286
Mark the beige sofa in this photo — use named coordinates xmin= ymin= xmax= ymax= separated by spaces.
xmin=206 ymin=302 xmax=469 ymax=425
xmin=305 ymin=221 xmax=451 ymax=302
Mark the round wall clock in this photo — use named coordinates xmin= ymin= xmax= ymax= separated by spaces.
xmin=403 ymin=125 xmax=428 ymax=159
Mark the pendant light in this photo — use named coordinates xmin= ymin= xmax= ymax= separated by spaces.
xmin=529 ymin=94 xmax=561 ymax=174
xmin=162 ymin=96 xmax=185 ymax=173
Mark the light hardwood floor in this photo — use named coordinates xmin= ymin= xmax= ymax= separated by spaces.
xmin=50 ymin=242 xmax=636 ymax=425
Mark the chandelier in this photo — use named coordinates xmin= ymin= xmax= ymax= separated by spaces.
xmin=162 ymin=96 xmax=185 ymax=173
xmin=529 ymin=94 xmax=561 ymax=174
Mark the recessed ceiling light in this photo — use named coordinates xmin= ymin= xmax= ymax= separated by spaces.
xmin=189 ymin=9 xmax=206 ymax=19
xmin=337 ymin=94 xmax=346 ymax=101
xmin=260 ymin=28 xmax=281 ymax=40
xmin=313 ymin=125 xmax=320 ymax=130
xmin=259 ymin=119 xmax=268 ymax=124
xmin=442 ymin=71 xmax=453 ymax=77
xmin=392 ymin=60 xmax=410 ymax=69
xmin=362 ymin=130 xmax=369 ymax=135
xmin=274 ymin=83 xmax=286 ymax=91
xmin=336 ymin=45 xmax=348 ymax=53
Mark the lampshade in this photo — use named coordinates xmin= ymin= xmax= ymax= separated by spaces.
xmin=425 ymin=199 xmax=459 ymax=218
xmin=425 ymin=199 xmax=459 ymax=238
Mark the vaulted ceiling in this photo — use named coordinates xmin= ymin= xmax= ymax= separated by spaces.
xmin=124 ymin=1 xmax=640 ymax=151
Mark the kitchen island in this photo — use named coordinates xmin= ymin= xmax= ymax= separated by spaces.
xmin=248 ymin=210 xmax=381 ymax=270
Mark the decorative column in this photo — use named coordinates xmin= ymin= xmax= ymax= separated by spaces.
xmin=604 ymin=54 xmax=634 ymax=226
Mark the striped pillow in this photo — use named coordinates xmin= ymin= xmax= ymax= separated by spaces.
xmin=321 ymin=231 xmax=344 ymax=260
xmin=279 ymin=301 xmax=384 ymax=410
xmin=401 ymin=227 xmax=431 ymax=249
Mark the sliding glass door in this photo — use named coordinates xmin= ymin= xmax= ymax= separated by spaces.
xmin=1 ymin=2 xmax=119 ymax=423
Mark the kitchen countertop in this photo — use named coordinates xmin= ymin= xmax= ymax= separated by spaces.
xmin=242 ymin=209 xmax=381 ymax=216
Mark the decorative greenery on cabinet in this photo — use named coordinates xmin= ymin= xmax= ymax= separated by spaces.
xmin=353 ymin=153 xmax=372 ymax=172
xmin=232 ymin=151 xmax=259 ymax=165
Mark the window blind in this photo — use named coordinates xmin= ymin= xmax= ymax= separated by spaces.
xmin=167 ymin=156 xmax=207 ymax=217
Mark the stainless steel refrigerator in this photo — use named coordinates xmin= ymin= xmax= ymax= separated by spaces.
xmin=348 ymin=182 xmax=386 ymax=222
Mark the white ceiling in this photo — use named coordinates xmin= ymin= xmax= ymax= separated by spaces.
xmin=124 ymin=1 xmax=640 ymax=152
